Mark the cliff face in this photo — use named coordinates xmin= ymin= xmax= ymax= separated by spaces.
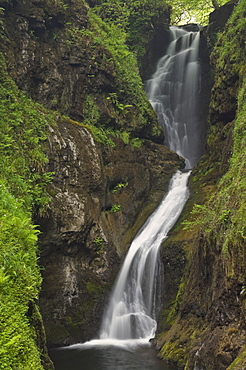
xmin=157 ymin=1 xmax=246 ymax=369
xmin=37 ymin=117 xmax=183 ymax=346
xmin=0 ymin=0 xmax=183 ymax=348
xmin=0 ymin=0 xmax=167 ymax=141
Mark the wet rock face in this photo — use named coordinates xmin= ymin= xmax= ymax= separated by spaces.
xmin=208 ymin=0 xmax=237 ymax=35
xmin=157 ymin=2 xmax=246 ymax=369
xmin=37 ymin=119 xmax=112 ymax=346
xmin=158 ymin=228 xmax=246 ymax=370
xmin=37 ymin=117 xmax=184 ymax=346
xmin=205 ymin=0 xmax=239 ymax=129
xmin=0 ymin=0 xmax=165 ymax=143
xmin=0 ymin=0 xmax=182 ymax=347
xmin=139 ymin=26 xmax=170 ymax=82
xmin=178 ymin=235 xmax=246 ymax=370
xmin=1 ymin=0 xmax=90 ymax=120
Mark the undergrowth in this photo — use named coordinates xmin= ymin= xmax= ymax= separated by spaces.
xmin=183 ymin=0 xmax=246 ymax=282
xmin=0 ymin=53 xmax=55 ymax=369
xmin=0 ymin=53 xmax=55 ymax=213
xmin=64 ymin=4 xmax=162 ymax=140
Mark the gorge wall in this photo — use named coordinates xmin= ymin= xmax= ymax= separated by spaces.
xmin=0 ymin=0 xmax=245 ymax=369
xmin=37 ymin=116 xmax=183 ymax=346
xmin=157 ymin=1 xmax=246 ymax=369
xmin=0 ymin=0 xmax=184 ymax=351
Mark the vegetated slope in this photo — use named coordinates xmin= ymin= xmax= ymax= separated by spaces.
xmin=0 ymin=55 xmax=55 ymax=369
xmin=158 ymin=1 xmax=246 ymax=369
xmin=0 ymin=0 xmax=170 ymax=143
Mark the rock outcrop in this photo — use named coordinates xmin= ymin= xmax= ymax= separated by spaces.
xmin=37 ymin=116 xmax=183 ymax=346
xmin=0 ymin=0 xmax=183 ymax=346
xmin=0 ymin=0 xmax=164 ymax=142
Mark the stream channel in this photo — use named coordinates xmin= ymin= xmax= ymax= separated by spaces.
xmin=49 ymin=26 xmax=203 ymax=369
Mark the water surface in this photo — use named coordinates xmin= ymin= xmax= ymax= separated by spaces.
xmin=49 ymin=344 xmax=178 ymax=370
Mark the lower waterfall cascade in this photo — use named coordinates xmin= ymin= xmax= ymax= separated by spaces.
xmin=83 ymin=25 xmax=204 ymax=346
xmin=99 ymin=170 xmax=190 ymax=342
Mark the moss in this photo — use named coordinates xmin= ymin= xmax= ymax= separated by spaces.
xmin=160 ymin=343 xmax=187 ymax=367
xmin=166 ymin=282 xmax=185 ymax=326
xmin=182 ymin=0 xmax=246 ymax=281
xmin=85 ymin=280 xmax=104 ymax=295
xmin=158 ymin=316 xmax=206 ymax=367
xmin=227 ymin=347 xmax=246 ymax=370
xmin=82 ymin=8 xmax=163 ymax=141
xmin=62 ymin=116 xmax=116 ymax=147
xmin=45 ymin=324 xmax=71 ymax=347
xmin=191 ymin=73 xmax=246 ymax=281
xmin=28 ymin=303 xmax=54 ymax=370
xmin=0 ymin=52 xmax=55 ymax=369
xmin=157 ymin=1 xmax=246 ymax=367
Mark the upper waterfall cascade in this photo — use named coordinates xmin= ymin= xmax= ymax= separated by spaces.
xmin=98 ymin=26 xmax=202 ymax=343
xmin=146 ymin=26 xmax=202 ymax=169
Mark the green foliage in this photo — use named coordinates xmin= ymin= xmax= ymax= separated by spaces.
xmin=93 ymin=0 xmax=229 ymax=29
xmin=94 ymin=0 xmax=130 ymax=30
xmin=0 ymin=183 xmax=44 ymax=370
xmin=65 ymin=116 xmax=116 ymax=147
xmin=185 ymin=77 xmax=246 ymax=262
xmin=125 ymin=0 xmax=169 ymax=53
xmin=94 ymin=236 xmax=104 ymax=246
xmin=184 ymin=1 xmax=246 ymax=281
xmin=106 ymin=92 xmax=133 ymax=113
xmin=119 ymin=131 xmax=130 ymax=144
xmin=0 ymin=53 xmax=54 ymax=213
xmin=210 ymin=2 xmax=246 ymax=108
xmin=94 ymin=0 xmax=169 ymax=56
xmin=111 ymin=179 xmax=129 ymax=193
xmin=168 ymin=0 xmax=227 ymax=25
xmin=93 ymin=236 xmax=106 ymax=254
xmin=83 ymin=95 xmax=100 ymax=126
xmin=182 ymin=204 xmax=209 ymax=230
xmin=109 ymin=204 xmax=121 ymax=212
xmin=131 ymin=137 xmax=143 ymax=148
xmin=89 ymin=125 xmax=116 ymax=147
xmin=0 ymin=53 xmax=55 ymax=369
xmin=63 ymin=1 xmax=162 ymax=140
xmin=65 ymin=24 xmax=89 ymax=46
xmin=85 ymin=8 xmax=159 ymax=135
xmin=88 ymin=9 xmax=140 ymax=95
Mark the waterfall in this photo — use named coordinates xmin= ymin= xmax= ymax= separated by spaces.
xmin=98 ymin=26 xmax=202 ymax=344
xmin=100 ymin=171 xmax=190 ymax=342
xmin=146 ymin=26 xmax=201 ymax=169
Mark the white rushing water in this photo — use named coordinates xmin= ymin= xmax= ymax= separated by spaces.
xmin=146 ymin=26 xmax=201 ymax=169
xmin=99 ymin=170 xmax=190 ymax=342
xmin=81 ymin=26 xmax=202 ymax=348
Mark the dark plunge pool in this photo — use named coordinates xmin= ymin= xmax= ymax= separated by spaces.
xmin=49 ymin=342 xmax=178 ymax=370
